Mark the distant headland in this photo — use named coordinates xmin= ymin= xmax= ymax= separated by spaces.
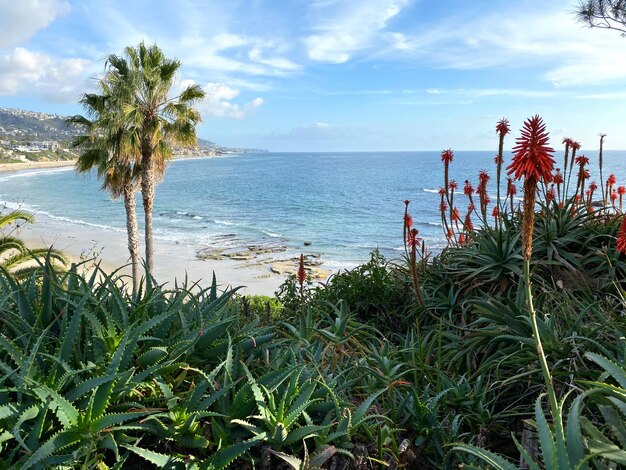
xmin=0 ymin=107 xmax=265 ymax=164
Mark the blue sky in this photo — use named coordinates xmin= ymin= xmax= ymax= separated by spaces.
xmin=0 ymin=0 xmax=625 ymax=151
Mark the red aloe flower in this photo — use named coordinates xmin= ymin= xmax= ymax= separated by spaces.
xmin=479 ymin=169 xmax=490 ymax=183
xmin=297 ymin=254 xmax=306 ymax=287
xmin=506 ymin=115 xmax=555 ymax=183
xmin=496 ymin=117 xmax=511 ymax=136
xmin=408 ymin=228 xmax=420 ymax=247
xmin=464 ymin=180 xmax=474 ymax=195
xmin=438 ymin=187 xmax=446 ymax=196
xmin=458 ymin=233 xmax=466 ymax=246
xmin=464 ymin=211 xmax=474 ymax=232
xmin=553 ymin=169 xmax=564 ymax=185
xmin=608 ymin=174 xmax=617 ymax=186
xmin=451 ymin=207 xmax=460 ymax=222
xmin=439 ymin=201 xmax=447 ymax=213
xmin=404 ymin=213 xmax=413 ymax=229
xmin=492 ymin=206 xmax=499 ymax=217
xmin=575 ymin=155 xmax=589 ymax=166
xmin=570 ymin=141 xmax=581 ymax=152
xmin=546 ymin=185 xmax=556 ymax=202
xmin=617 ymin=218 xmax=626 ymax=254
xmin=584 ymin=169 xmax=590 ymax=179
xmin=507 ymin=115 xmax=554 ymax=261
xmin=446 ymin=228 xmax=454 ymax=239
xmin=494 ymin=154 xmax=503 ymax=165
xmin=441 ymin=149 xmax=454 ymax=163
xmin=589 ymin=181 xmax=598 ymax=192
xmin=507 ymin=178 xmax=517 ymax=196
xmin=619 ymin=186 xmax=626 ymax=195
xmin=449 ymin=179 xmax=458 ymax=191
xmin=611 ymin=190 xmax=618 ymax=202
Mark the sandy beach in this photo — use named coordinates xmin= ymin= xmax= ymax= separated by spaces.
xmin=0 ymin=160 xmax=77 ymax=174
xmin=1 ymin=160 xmax=313 ymax=295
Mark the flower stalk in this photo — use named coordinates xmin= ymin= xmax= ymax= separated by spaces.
xmin=507 ymin=115 xmax=560 ymax=419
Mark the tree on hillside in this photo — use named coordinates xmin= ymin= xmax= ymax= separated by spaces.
xmin=104 ymin=42 xmax=205 ymax=275
xmin=68 ymin=87 xmax=142 ymax=295
xmin=576 ymin=0 xmax=626 ymax=34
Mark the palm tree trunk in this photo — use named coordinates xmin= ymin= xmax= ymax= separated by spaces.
xmin=140 ymin=154 xmax=155 ymax=276
xmin=123 ymin=181 xmax=140 ymax=296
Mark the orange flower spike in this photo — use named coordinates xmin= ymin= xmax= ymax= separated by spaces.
xmin=441 ymin=148 xmax=454 ymax=193
xmin=506 ymin=115 xmax=555 ymax=183
xmin=507 ymin=115 xmax=555 ymax=261
xmin=297 ymin=253 xmax=306 ymax=287
xmin=496 ymin=117 xmax=511 ymax=136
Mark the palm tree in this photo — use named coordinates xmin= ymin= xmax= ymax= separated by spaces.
xmin=104 ymin=42 xmax=205 ymax=275
xmin=0 ymin=209 xmax=66 ymax=277
xmin=68 ymin=89 xmax=142 ymax=295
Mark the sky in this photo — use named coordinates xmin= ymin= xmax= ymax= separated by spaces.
xmin=0 ymin=0 xmax=625 ymax=152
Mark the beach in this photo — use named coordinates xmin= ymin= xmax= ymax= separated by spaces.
xmin=0 ymin=160 xmax=77 ymax=173
xmin=1 ymin=160 xmax=303 ymax=295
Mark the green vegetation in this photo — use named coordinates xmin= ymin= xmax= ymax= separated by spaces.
xmin=0 ymin=209 xmax=66 ymax=277
xmin=2 ymin=117 xmax=626 ymax=466
xmin=2 ymin=27 xmax=626 ymax=467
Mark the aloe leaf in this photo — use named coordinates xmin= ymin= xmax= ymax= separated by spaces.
xmin=21 ymin=430 xmax=84 ymax=470
xmin=566 ymin=394 xmax=587 ymax=469
xmin=91 ymin=410 xmax=157 ymax=433
xmin=535 ymin=397 xmax=556 ymax=470
xmin=268 ymin=449 xmax=302 ymax=469
xmin=512 ymin=434 xmax=541 ymax=470
xmin=585 ymin=353 xmax=626 ymax=389
xmin=200 ymin=434 xmax=265 ymax=470
xmin=30 ymin=384 xmax=79 ymax=428
xmin=453 ymin=443 xmax=518 ymax=469
xmin=285 ymin=382 xmax=317 ymax=428
xmin=123 ymin=444 xmax=186 ymax=468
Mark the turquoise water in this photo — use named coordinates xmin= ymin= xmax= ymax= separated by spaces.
xmin=1 ymin=151 xmax=625 ymax=268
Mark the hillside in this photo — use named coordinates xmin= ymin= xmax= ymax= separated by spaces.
xmin=0 ymin=108 xmax=263 ymax=162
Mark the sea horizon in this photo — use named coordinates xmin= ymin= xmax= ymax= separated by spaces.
xmin=2 ymin=149 xmax=626 ymax=272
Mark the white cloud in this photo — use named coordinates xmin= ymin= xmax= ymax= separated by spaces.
xmin=575 ymin=92 xmax=626 ymax=100
xmin=0 ymin=47 xmax=91 ymax=101
xmin=425 ymin=88 xmax=556 ymax=98
xmin=388 ymin=6 xmax=626 ymax=87
xmin=194 ymin=82 xmax=263 ymax=119
xmin=0 ymin=0 xmax=69 ymax=48
xmin=180 ymin=33 xmax=300 ymax=78
xmin=304 ymin=0 xmax=410 ymax=63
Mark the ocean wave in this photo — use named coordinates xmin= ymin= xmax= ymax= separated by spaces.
xmin=192 ymin=215 xmax=203 ymax=220
xmin=37 ymin=210 xmax=126 ymax=234
xmin=263 ymin=230 xmax=282 ymax=238
xmin=214 ymin=219 xmax=235 ymax=226
xmin=423 ymin=188 xmax=440 ymax=193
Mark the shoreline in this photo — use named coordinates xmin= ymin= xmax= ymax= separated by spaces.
xmin=0 ymin=160 xmax=77 ymax=173
xmin=0 ymin=152 xmax=242 ymax=174
xmin=2 ymin=159 xmax=335 ymax=296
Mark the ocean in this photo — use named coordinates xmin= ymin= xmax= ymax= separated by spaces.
xmin=1 ymin=150 xmax=625 ymax=269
